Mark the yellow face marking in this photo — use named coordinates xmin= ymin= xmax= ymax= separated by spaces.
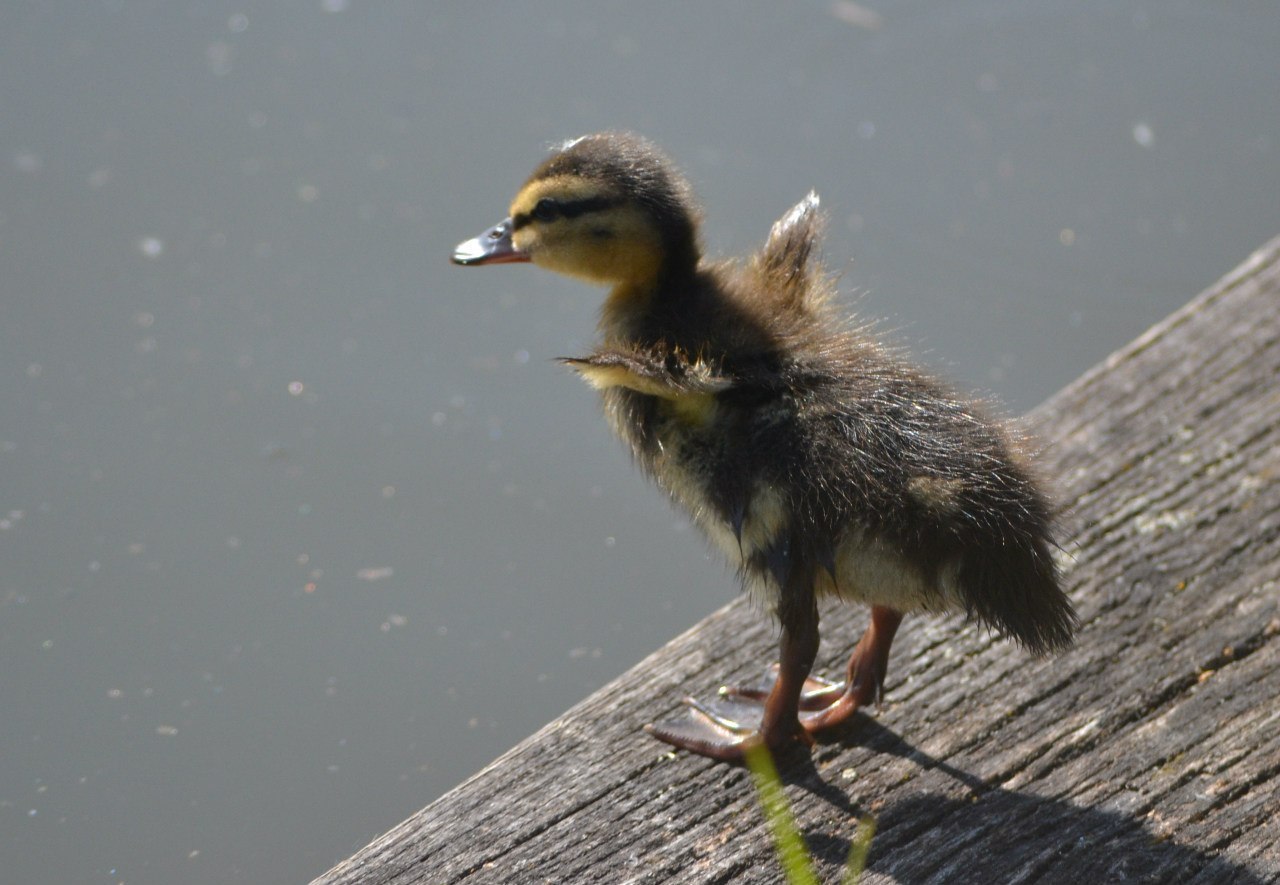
xmin=506 ymin=175 xmax=664 ymax=288
xmin=509 ymin=175 xmax=608 ymax=217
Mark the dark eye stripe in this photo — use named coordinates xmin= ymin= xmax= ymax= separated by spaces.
xmin=512 ymin=195 xmax=621 ymax=229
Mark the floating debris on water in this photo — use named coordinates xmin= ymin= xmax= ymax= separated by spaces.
xmin=137 ymin=236 xmax=164 ymax=258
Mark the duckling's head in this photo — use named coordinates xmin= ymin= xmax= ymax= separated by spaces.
xmin=453 ymin=132 xmax=700 ymax=288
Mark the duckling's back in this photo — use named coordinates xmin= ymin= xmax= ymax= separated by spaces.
xmin=594 ymin=194 xmax=1075 ymax=654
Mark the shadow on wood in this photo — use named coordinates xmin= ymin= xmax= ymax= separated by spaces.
xmin=314 ymin=235 xmax=1280 ymax=884
xmin=779 ymin=717 xmax=1271 ymax=883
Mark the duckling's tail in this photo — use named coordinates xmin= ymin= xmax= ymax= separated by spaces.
xmin=758 ymin=191 xmax=823 ymax=310
xmin=958 ymin=535 xmax=1077 ymax=655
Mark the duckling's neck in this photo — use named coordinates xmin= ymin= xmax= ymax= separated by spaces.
xmin=598 ymin=253 xmax=700 ymax=345
xmin=599 ymin=280 xmax=656 ymax=344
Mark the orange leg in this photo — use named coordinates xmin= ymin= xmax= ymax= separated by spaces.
xmin=646 ymin=586 xmax=819 ymax=761
xmin=799 ymin=605 xmax=901 ymax=732
xmin=645 ymin=604 xmax=902 ymax=761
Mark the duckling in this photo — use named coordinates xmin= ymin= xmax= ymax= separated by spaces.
xmin=453 ymin=132 xmax=1076 ymax=761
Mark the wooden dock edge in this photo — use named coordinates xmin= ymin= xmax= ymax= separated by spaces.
xmin=314 ymin=235 xmax=1280 ymax=884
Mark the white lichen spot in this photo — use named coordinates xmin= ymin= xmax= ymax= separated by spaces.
xmin=1238 ymin=474 xmax=1264 ymax=495
xmin=1069 ymin=717 xmax=1100 ymax=743
xmin=1134 ymin=508 xmax=1196 ymax=534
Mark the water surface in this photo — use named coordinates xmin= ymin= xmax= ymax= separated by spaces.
xmin=2 ymin=3 xmax=1277 ymax=883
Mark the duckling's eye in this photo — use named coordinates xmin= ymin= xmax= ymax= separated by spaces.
xmin=531 ymin=199 xmax=561 ymax=223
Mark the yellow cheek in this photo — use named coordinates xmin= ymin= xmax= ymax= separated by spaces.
xmin=508 ymin=178 xmax=664 ymax=286
xmin=598 ymin=236 xmax=663 ymax=285
xmin=511 ymin=227 xmax=539 ymax=256
xmin=534 ymin=237 xmax=616 ymax=282
xmin=595 ymin=207 xmax=663 ymax=280
xmin=522 ymin=230 xmax=661 ymax=286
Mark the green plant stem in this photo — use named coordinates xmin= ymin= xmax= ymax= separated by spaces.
xmin=743 ymin=744 xmax=819 ymax=885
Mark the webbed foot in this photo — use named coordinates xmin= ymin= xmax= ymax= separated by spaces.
xmin=646 ymin=606 xmax=903 ymax=760
xmin=719 ymin=663 xmax=846 ymax=711
xmin=644 ymin=691 xmax=810 ymax=762
xmin=645 ymin=666 xmax=869 ymax=760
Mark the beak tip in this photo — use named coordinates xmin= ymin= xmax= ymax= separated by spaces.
xmin=451 ymin=239 xmax=487 ymax=265
xmin=451 ymin=217 xmax=528 ymax=267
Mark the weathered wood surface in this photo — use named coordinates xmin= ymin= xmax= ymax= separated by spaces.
xmin=315 ymin=237 xmax=1280 ymax=885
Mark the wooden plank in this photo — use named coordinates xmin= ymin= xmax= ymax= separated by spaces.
xmin=313 ymin=235 xmax=1280 ymax=885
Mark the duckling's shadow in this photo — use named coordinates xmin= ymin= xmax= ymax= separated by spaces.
xmin=768 ymin=718 xmax=1263 ymax=884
